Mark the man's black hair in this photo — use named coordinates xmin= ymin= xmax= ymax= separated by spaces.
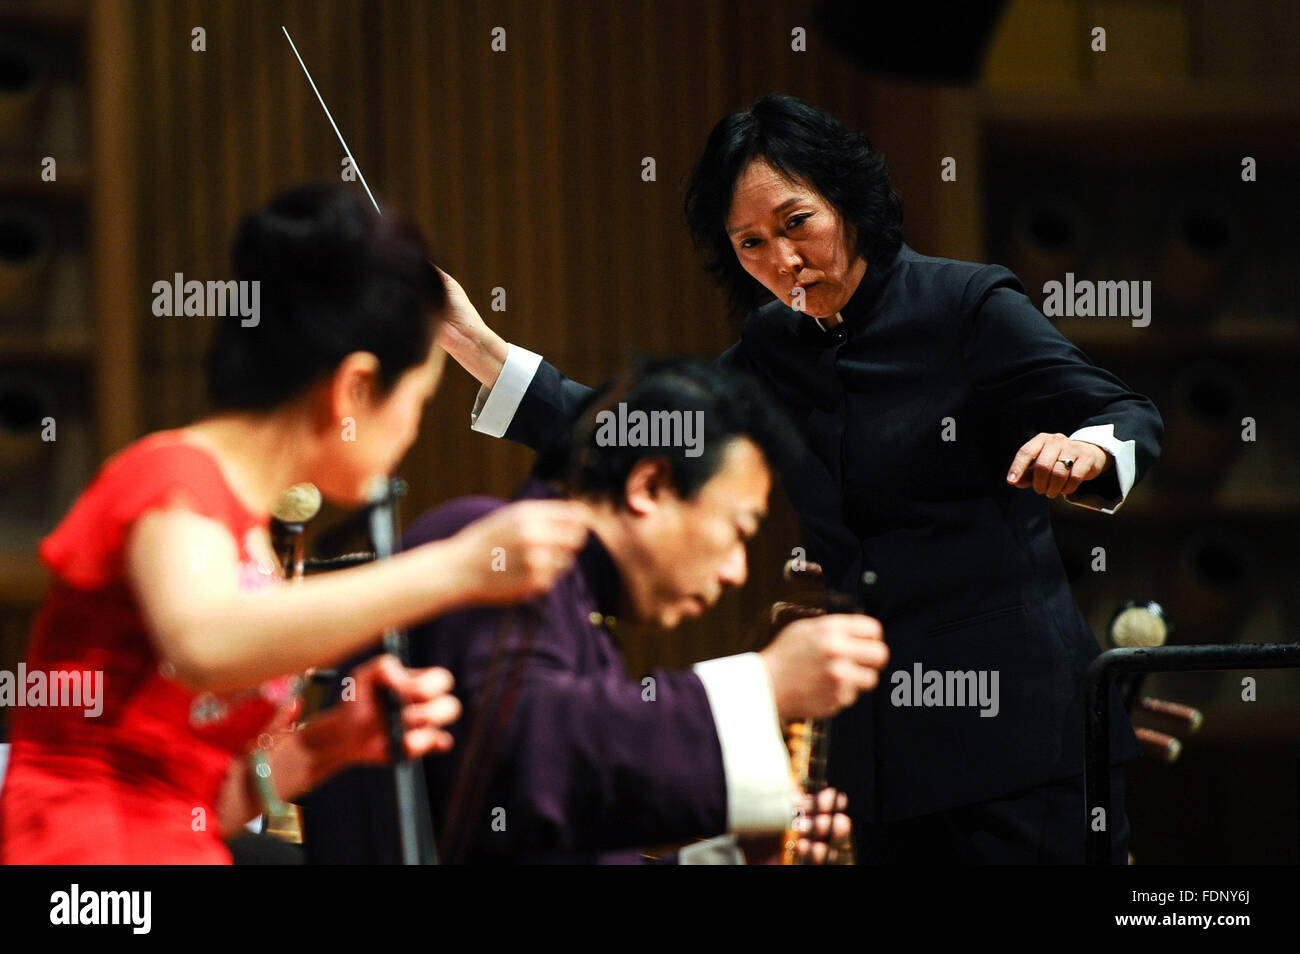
xmin=533 ymin=357 xmax=798 ymax=502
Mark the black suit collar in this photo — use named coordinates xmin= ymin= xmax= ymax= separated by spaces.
xmin=840 ymin=243 xmax=907 ymax=326
xmin=776 ymin=243 xmax=908 ymax=345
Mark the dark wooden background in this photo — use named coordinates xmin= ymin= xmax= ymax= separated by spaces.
xmin=1 ymin=0 xmax=1298 ymax=862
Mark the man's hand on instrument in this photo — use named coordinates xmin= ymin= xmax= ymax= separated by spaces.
xmin=738 ymin=787 xmax=853 ymax=864
xmin=1006 ymin=432 xmax=1111 ymax=500
xmin=792 ymin=787 xmax=853 ymax=864
xmin=760 ymin=614 xmax=888 ymax=721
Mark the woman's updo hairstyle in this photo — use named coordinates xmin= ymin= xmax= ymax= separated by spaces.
xmin=205 ymin=181 xmax=446 ymax=411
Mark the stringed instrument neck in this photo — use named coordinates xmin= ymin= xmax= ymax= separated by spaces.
xmin=781 ymin=716 xmax=852 ymax=864
xmin=775 ymin=566 xmax=859 ymax=865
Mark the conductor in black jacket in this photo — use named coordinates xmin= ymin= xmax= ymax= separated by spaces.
xmin=436 ymin=95 xmax=1162 ymax=863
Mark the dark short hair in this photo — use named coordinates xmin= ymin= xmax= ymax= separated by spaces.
xmin=205 ymin=181 xmax=446 ymax=412
xmin=534 ymin=357 xmax=798 ymax=504
xmin=684 ymin=94 xmax=904 ymax=316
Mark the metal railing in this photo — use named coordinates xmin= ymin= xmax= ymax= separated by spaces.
xmin=1084 ymin=643 xmax=1300 ymax=864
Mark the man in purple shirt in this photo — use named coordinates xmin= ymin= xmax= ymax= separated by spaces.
xmin=306 ymin=359 xmax=887 ymax=864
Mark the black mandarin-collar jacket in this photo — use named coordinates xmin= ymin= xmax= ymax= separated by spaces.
xmin=504 ymin=243 xmax=1161 ymax=822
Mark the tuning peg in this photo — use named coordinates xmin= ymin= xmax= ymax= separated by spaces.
xmin=1137 ymin=696 xmax=1203 ymax=735
xmin=1135 ymin=727 xmax=1182 ymax=763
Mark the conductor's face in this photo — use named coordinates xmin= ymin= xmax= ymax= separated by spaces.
xmin=725 ymin=158 xmax=867 ymax=319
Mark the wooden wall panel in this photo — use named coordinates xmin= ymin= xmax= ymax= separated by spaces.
xmin=99 ymin=0 xmax=966 ymax=671
xmin=88 ymin=0 xmax=140 ymax=455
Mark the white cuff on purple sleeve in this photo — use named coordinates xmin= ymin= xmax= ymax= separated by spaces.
xmin=692 ymin=652 xmax=796 ymax=834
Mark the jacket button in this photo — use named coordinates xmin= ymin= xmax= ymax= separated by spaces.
xmin=862 ymin=570 xmax=879 ymax=586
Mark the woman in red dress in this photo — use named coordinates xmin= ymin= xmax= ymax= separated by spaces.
xmin=0 ymin=183 xmax=589 ymax=863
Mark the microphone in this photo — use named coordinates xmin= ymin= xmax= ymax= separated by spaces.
xmin=272 ymin=482 xmax=323 ymax=524
xmin=1107 ymin=600 xmax=1170 ymax=714
xmin=1109 ymin=601 xmax=1169 ymax=648
xmin=1105 ymin=601 xmax=1206 ymax=754
xmin=270 ymin=483 xmax=322 ymax=580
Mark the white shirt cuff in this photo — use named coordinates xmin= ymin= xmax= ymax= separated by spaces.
xmin=469 ymin=343 xmax=543 ymax=438
xmin=692 ymin=652 xmax=796 ymax=834
xmin=678 ymin=834 xmax=746 ymax=865
xmin=1065 ymin=423 xmax=1137 ymax=514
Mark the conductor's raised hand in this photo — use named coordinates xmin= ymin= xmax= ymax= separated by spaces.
xmin=434 ymin=266 xmax=509 ymax=388
xmin=448 ymin=499 xmax=591 ymax=605
xmin=1006 ymin=432 xmax=1111 ymax=500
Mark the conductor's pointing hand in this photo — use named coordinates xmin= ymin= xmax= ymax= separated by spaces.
xmin=1006 ymin=432 xmax=1111 ymax=500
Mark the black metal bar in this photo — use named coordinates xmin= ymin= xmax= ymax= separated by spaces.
xmin=366 ymin=478 xmax=437 ymax=866
xmin=303 ymin=552 xmax=375 ymax=573
xmin=1085 ymin=643 xmax=1300 ymax=864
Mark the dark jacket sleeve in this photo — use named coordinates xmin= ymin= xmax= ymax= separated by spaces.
xmin=502 ymin=359 xmax=597 ymax=453
xmin=960 ymin=265 xmax=1164 ymax=500
xmin=501 ymin=342 xmax=755 ymax=453
xmin=395 ymin=501 xmax=730 ymax=861
xmin=420 ymin=593 xmax=729 ymax=860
